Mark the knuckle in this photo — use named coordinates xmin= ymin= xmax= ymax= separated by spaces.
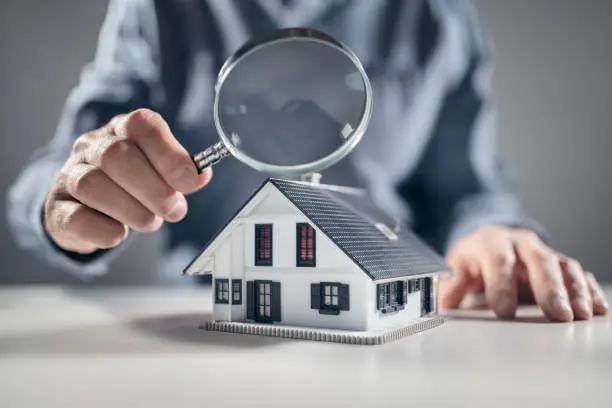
xmin=98 ymin=139 xmax=132 ymax=169
xmin=567 ymin=258 xmax=583 ymax=273
xmin=48 ymin=170 xmax=68 ymax=198
xmin=490 ymin=251 xmax=516 ymax=270
xmin=522 ymin=230 xmax=542 ymax=245
xmin=531 ymin=248 xmax=556 ymax=266
xmin=108 ymin=113 xmax=127 ymax=129
xmin=70 ymin=166 xmax=103 ymax=198
xmin=121 ymin=109 xmax=163 ymax=140
xmin=71 ymin=135 xmax=90 ymax=155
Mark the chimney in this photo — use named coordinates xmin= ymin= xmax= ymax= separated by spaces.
xmin=300 ymin=173 xmax=322 ymax=184
xmin=393 ymin=217 xmax=401 ymax=233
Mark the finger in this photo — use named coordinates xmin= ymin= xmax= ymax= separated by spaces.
xmin=188 ymin=167 xmax=213 ymax=195
xmin=585 ymin=272 xmax=610 ymax=315
xmin=62 ymin=163 xmax=163 ymax=233
xmin=50 ymin=199 xmax=128 ymax=250
xmin=111 ymin=109 xmax=207 ymax=193
xmin=480 ymin=238 xmax=518 ymax=319
xmin=558 ymin=257 xmax=592 ymax=320
xmin=439 ymin=260 xmax=472 ymax=309
xmin=515 ymin=236 xmax=573 ymax=322
xmin=81 ymin=134 xmax=188 ymax=223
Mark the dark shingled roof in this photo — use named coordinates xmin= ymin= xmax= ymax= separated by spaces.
xmin=270 ymin=179 xmax=448 ymax=280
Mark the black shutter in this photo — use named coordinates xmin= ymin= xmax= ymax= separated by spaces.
xmin=376 ymin=284 xmax=383 ymax=310
xmin=423 ymin=277 xmax=432 ymax=313
xmin=339 ymin=284 xmax=350 ymax=311
xmin=396 ymin=281 xmax=403 ymax=305
xmin=246 ymin=281 xmax=254 ymax=320
xmin=271 ymin=282 xmax=281 ymax=322
xmin=311 ymin=283 xmax=321 ymax=309
xmin=403 ymin=281 xmax=408 ymax=304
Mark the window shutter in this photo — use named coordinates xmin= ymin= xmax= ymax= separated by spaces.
xmin=403 ymin=280 xmax=408 ymax=304
xmin=338 ymin=284 xmax=350 ymax=311
xmin=246 ymin=281 xmax=254 ymax=320
xmin=271 ymin=282 xmax=281 ymax=322
xmin=311 ymin=283 xmax=321 ymax=309
xmin=376 ymin=284 xmax=383 ymax=310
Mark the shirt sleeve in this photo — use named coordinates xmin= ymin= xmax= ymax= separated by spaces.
xmin=5 ymin=0 xmax=162 ymax=279
xmin=397 ymin=1 xmax=547 ymax=255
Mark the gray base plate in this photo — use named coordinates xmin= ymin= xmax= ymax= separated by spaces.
xmin=201 ymin=316 xmax=444 ymax=345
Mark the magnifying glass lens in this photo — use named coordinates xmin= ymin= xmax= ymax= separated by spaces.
xmin=217 ymin=38 xmax=368 ymax=167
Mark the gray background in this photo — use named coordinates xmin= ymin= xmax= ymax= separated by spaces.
xmin=1 ymin=0 xmax=610 ymax=284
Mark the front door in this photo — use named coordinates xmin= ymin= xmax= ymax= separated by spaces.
xmin=251 ymin=280 xmax=281 ymax=323
xmin=256 ymin=281 xmax=272 ymax=323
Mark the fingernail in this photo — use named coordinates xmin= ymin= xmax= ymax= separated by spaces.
xmin=171 ymin=166 xmax=198 ymax=192
xmin=165 ymin=197 xmax=187 ymax=222
xmin=494 ymin=293 xmax=516 ymax=319
xmin=573 ymin=297 xmax=592 ymax=320
xmin=550 ymin=295 xmax=574 ymax=322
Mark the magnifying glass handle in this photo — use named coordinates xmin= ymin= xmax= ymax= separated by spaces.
xmin=191 ymin=142 xmax=230 ymax=174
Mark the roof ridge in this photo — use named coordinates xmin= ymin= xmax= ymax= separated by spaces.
xmin=269 ymin=177 xmax=365 ymax=196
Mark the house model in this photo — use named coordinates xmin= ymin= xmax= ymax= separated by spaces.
xmin=183 ymin=177 xmax=448 ymax=345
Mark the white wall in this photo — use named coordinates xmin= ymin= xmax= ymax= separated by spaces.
xmin=365 ymin=274 xmax=436 ymax=331
xmin=246 ymin=267 xmax=368 ymax=331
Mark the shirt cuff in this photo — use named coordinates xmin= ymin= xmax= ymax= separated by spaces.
xmin=443 ymin=194 xmax=549 ymax=254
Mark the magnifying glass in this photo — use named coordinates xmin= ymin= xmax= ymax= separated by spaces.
xmin=191 ymin=28 xmax=373 ymax=176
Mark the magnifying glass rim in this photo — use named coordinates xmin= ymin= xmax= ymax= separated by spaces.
xmin=212 ymin=28 xmax=373 ymax=175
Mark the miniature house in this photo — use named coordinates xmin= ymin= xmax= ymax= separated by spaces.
xmin=184 ymin=178 xmax=448 ymax=345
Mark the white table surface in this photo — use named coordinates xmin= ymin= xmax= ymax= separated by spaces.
xmin=0 ymin=285 xmax=610 ymax=408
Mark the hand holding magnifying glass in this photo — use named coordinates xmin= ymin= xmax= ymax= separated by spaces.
xmin=42 ymin=28 xmax=372 ymax=255
xmin=191 ymin=28 xmax=373 ymax=176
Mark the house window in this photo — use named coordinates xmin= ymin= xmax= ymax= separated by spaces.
xmin=377 ymin=281 xmax=405 ymax=312
xmin=323 ymin=284 xmax=339 ymax=308
xmin=296 ymin=223 xmax=316 ymax=267
xmin=232 ymin=279 xmax=242 ymax=305
xmin=408 ymin=278 xmax=420 ymax=293
xmin=215 ymin=279 xmax=229 ymax=304
xmin=311 ymin=282 xmax=349 ymax=315
xmin=255 ymin=224 xmax=273 ymax=266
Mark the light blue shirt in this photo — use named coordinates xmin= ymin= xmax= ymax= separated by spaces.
xmin=6 ymin=0 xmax=545 ymax=280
